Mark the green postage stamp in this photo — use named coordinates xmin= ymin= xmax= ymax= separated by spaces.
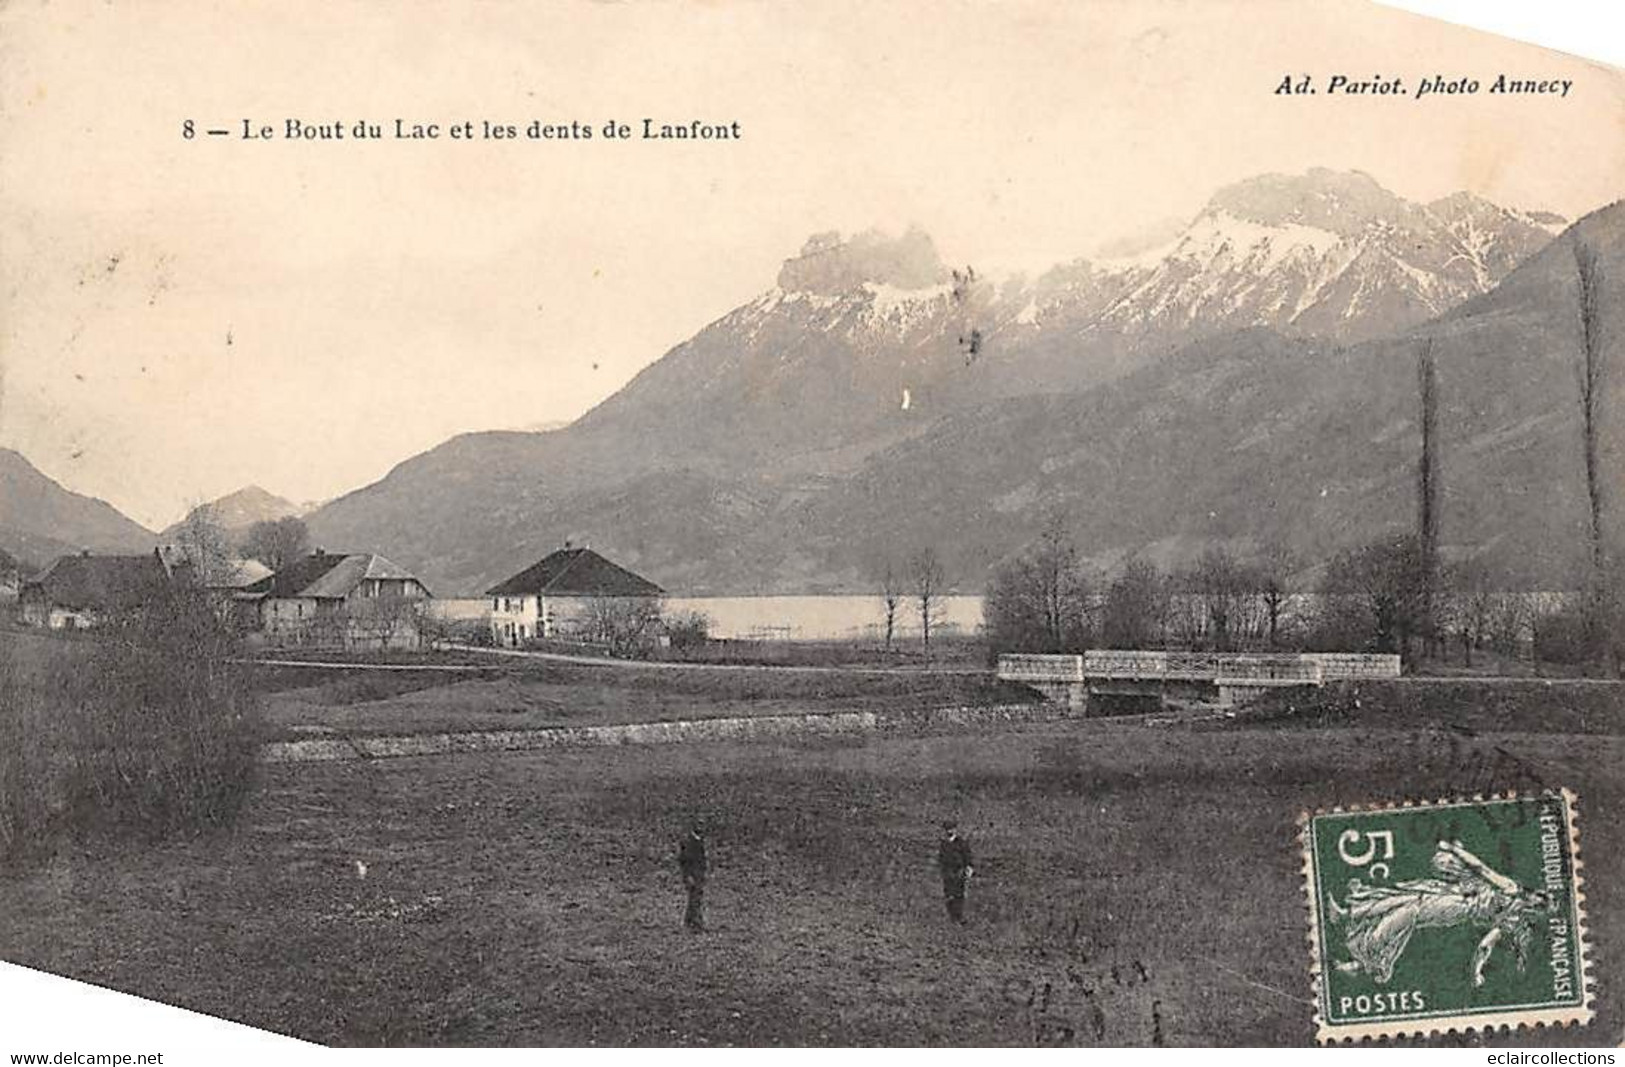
xmin=1302 ymin=790 xmax=1593 ymax=1042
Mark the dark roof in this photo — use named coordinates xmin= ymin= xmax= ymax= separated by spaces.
xmin=266 ymin=552 xmax=349 ymax=597
xmin=265 ymin=551 xmax=427 ymax=599
xmin=22 ymin=553 xmax=171 ymax=612
xmin=487 ymin=548 xmax=663 ymax=597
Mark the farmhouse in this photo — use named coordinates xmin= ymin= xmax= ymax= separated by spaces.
xmin=261 ymin=550 xmax=432 ymax=650
xmin=156 ymin=544 xmax=275 ymax=631
xmin=20 ymin=551 xmax=172 ymax=629
xmin=487 ymin=546 xmax=663 ymax=648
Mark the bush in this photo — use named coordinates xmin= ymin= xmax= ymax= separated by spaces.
xmin=1533 ymin=607 xmax=1597 ymax=666
xmin=0 ymin=644 xmax=65 ymax=862
xmin=0 ymin=584 xmax=261 ymax=861
xmin=67 ymin=586 xmax=260 ymax=839
xmin=665 ymin=610 xmax=711 ymax=650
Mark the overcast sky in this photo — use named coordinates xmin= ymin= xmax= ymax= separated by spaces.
xmin=2 ymin=0 xmax=1621 ymax=528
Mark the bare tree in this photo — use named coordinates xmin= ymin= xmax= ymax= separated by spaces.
xmin=1319 ymin=534 xmax=1428 ymax=662
xmin=908 ymin=547 xmax=945 ymax=650
xmin=582 ymin=596 xmax=664 ymax=656
xmin=1102 ymin=557 xmax=1168 ymax=650
xmin=1255 ymin=540 xmax=1298 ymax=650
xmin=877 ymin=560 xmax=904 ymax=650
xmin=1417 ymin=337 xmax=1442 ymax=659
xmin=171 ymin=505 xmax=236 ymax=590
xmin=1187 ymin=544 xmax=1255 ymax=652
xmin=1486 ymin=592 xmax=1533 ymax=659
xmin=242 ymin=516 xmax=310 ymax=573
xmin=342 ymin=593 xmax=423 ymax=652
xmin=1442 ymin=557 xmax=1497 ymax=667
xmin=984 ymin=516 xmax=1093 ymax=653
xmin=1574 ymin=241 xmax=1611 ymax=666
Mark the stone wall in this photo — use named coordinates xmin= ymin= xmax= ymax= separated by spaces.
xmin=263 ymin=701 xmax=1063 ymax=764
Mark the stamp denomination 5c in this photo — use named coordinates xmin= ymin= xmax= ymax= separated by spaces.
xmin=1302 ymin=790 xmax=1592 ymax=1042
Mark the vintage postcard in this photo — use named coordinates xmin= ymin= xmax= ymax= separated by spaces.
xmin=1 ymin=0 xmax=1622 ymax=1051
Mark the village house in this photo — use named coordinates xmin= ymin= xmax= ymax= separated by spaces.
xmin=156 ymin=544 xmax=275 ymax=632
xmin=20 ymin=547 xmax=280 ymax=631
xmin=486 ymin=545 xmax=663 ymax=648
xmin=262 ymin=550 xmax=432 ymax=651
xmin=20 ymin=551 xmax=173 ymax=629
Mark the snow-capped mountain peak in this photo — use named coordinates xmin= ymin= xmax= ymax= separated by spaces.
xmin=1060 ymin=171 xmax=1563 ymax=340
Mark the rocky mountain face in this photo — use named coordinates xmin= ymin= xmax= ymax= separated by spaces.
xmin=0 ymin=449 xmax=154 ymax=570
xmin=304 ymin=171 xmax=1606 ymax=595
xmin=572 ymin=169 xmax=1562 ymax=458
xmin=159 ymin=485 xmax=305 ymax=543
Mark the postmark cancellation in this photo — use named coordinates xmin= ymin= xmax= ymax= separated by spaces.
xmin=1301 ymin=790 xmax=1593 ymax=1043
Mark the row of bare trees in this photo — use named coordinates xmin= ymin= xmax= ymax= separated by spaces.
xmin=982 ymin=516 xmax=1303 ymax=655
xmin=979 ymin=515 xmax=1592 ymax=667
xmin=877 ymin=547 xmax=946 ymax=650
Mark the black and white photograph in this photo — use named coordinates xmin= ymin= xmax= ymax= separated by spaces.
xmin=1 ymin=0 xmax=1622 ymax=1050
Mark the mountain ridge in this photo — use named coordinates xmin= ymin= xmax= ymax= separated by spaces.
xmin=0 ymin=448 xmax=155 ymax=570
xmin=305 ymin=173 xmax=1604 ymax=595
xmin=159 ymin=485 xmax=305 ymax=542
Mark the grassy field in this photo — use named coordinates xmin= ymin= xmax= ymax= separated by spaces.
xmin=3 ymin=691 xmax=1622 ymax=1046
xmin=1241 ymin=678 xmax=1625 ymax=734
xmin=255 ymin=660 xmax=1035 ymax=740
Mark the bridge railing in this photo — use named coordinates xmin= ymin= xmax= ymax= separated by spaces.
xmin=1081 ymin=650 xmax=1218 ymax=679
xmin=996 ymin=654 xmax=1085 ymax=683
xmin=1001 ymin=650 xmax=1400 ymax=687
xmin=1304 ymin=653 xmax=1402 ymax=680
xmin=1214 ymin=654 xmax=1322 ymax=686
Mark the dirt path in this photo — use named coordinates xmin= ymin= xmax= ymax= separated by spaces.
xmin=443 ymin=643 xmax=989 ymax=676
xmin=244 ymin=657 xmax=498 ymax=672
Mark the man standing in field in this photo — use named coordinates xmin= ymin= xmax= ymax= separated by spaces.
xmin=678 ymin=820 xmax=708 ymax=932
xmin=938 ymin=819 xmax=974 ymax=924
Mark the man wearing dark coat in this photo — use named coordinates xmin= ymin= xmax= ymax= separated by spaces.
xmin=938 ymin=819 xmax=974 ymax=924
xmin=678 ymin=821 xmax=708 ymax=932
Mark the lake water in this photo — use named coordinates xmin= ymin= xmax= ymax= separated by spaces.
xmin=665 ymin=595 xmax=986 ymax=642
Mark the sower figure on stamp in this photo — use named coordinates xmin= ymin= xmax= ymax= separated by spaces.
xmin=1327 ymin=839 xmax=1549 ymax=986
xmin=677 ymin=820 xmax=708 ymax=932
xmin=937 ymin=819 xmax=974 ymax=924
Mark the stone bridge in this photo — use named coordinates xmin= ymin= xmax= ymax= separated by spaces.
xmin=996 ymin=650 xmax=1402 ymax=709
